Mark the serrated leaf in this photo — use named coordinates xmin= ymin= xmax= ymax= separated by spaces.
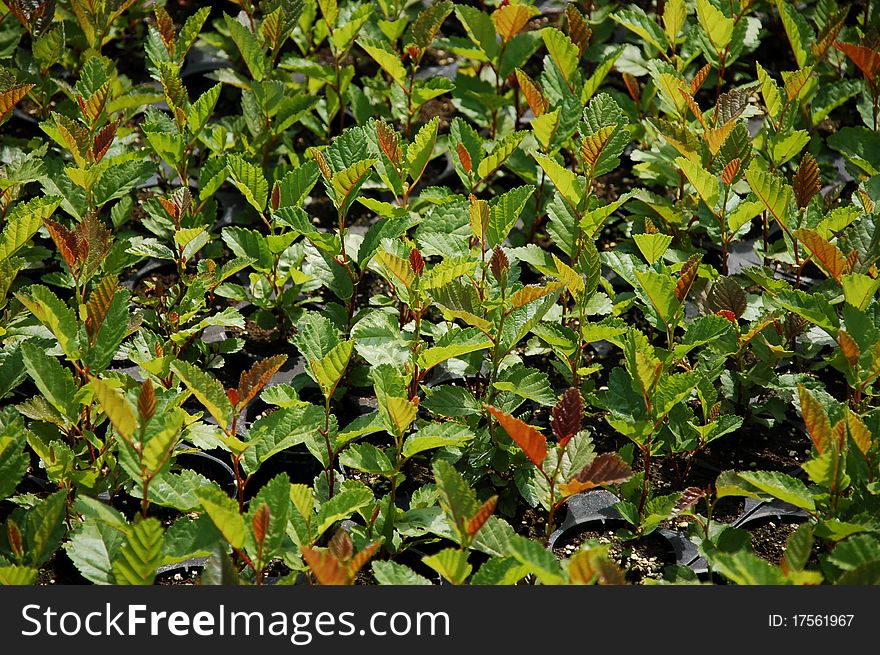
xmin=676 ymin=156 xmax=719 ymax=209
xmin=170 ymin=360 xmax=232 ymax=428
xmin=91 ymin=377 xmax=137 ymax=442
xmin=112 ymin=518 xmax=163 ymax=586
xmin=227 ymin=154 xmax=268 ymax=213
xmin=745 ymin=165 xmax=792 ymax=227
xmin=633 ymin=233 xmax=673 ymax=264
xmin=696 ymin=0 xmax=733 ymax=50
xmin=484 ymin=405 xmax=547 ymax=467
xmin=310 ymin=340 xmax=352 ymax=402
xmin=542 ymin=28 xmax=579 ymax=83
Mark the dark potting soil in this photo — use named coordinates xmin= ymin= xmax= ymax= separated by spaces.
xmin=551 ymin=526 xmax=674 ymax=584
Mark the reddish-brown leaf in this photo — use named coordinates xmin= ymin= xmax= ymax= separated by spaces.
xmin=580 ymin=125 xmax=615 ymax=170
xmin=465 ymin=495 xmax=498 ymax=537
xmin=795 ymin=228 xmax=849 ymax=282
xmin=515 ymin=69 xmax=547 ymax=117
xmin=138 ymin=378 xmax=156 ymax=423
xmin=674 ymin=255 xmax=701 ymax=303
xmin=717 ymin=309 xmax=737 ymax=323
xmin=409 ymin=248 xmax=425 ymax=276
xmin=551 ymin=387 xmax=582 ymax=445
xmin=85 ymin=274 xmax=119 ymax=341
xmin=672 ymin=486 xmax=705 ymax=515
xmin=708 ymin=277 xmax=747 ymax=318
xmin=721 ymin=158 xmax=741 ymax=186
xmin=314 ymin=150 xmax=332 ymax=179
xmin=709 ymin=401 xmax=722 ymax=422
xmin=456 ymin=142 xmax=472 ymax=174
xmin=838 ymin=330 xmax=860 ymax=368
xmin=623 ymin=73 xmax=640 ymax=102
xmin=798 ymin=385 xmax=831 ymax=455
xmin=301 ymin=547 xmax=349 ymax=585
xmin=484 ymin=405 xmax=548 ymax=467
xmin=834 ymin=41 xmax=880 ymax=83
xmin=812 ymin=9 xmax=847 ymax=61
xmin=226 ymin=388 xmax=240 ymax=407
xmin=793 ymin=152 xmax=820 ymax=209
xmin=270 ymin=182 xmax=281 ymax=211
xmin=509 ymin=282 xmax=563 ymax=309
xmin=328 ymin=527 xmax=354 ymax=561
xmin=489 ymin=245 xmax=508 ymax=281
xmin=237 ymin=354 xmax=287 ymax=409
xmin=43 ymin=218 xmax=80 ymax=273
xmin=6 ymin=520 xmax=22 ymax=558
xmin=375 ymin=120 xmax=401 ymax=165
xmin=678 ymin=88 xmax=706 ymax=129
xmin=252 ymin=503 xmax=271 ymax=546
xmin=91 ymin=120 xmax=118 ymax=163
xmin=559 ymin=453 xmax=633 ymax=496
xmin=564 ymin=4 xmax=591 ymax=55
xmin=346 ymin=541 xmax=382 ymax=579
xmin=689 ymin=63 xmax=712 ymax=95
xmin=0 ymin=84 xmax=34 ymax=121
xmin=847 ymin=409 xmax=873 ymax=457
xmin=154 ymin=5 xmax=177 ymax=57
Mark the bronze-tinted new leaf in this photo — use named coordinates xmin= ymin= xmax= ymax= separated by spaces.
xmin=551 ymin=387 xmax=582 ymax=445
xmin=559 ymin=453 xmax=633 ymax=496
xmin=565 ymin=4 xmax=591 ymax=55
xmin=376 ymin=120 xmax=401 ymax=165
xmin=721 ymin=158 xmax=741 ymax=186
xmin=798 ymin=385 xmax=831 ymax=455
xmin=674 ymin=255 xmax=701 ymax=303
xmin=301 ymin=547 xmax=349 ymax=585
xmin=515 ymin=69 xmax=547 ymax=117
xmin=252 ymin=504 xmax=270 ymax=546
xmin=834 ymin=41 xmax=880 ymax=83
xmin=237 ymin=355 xmax=287 ymax=409
xmin=795 ymin=228 xmax=849 ymax=282
xmin=672 ymin=486 xmax=705 ymax=515
xmin=328 ymin=527 xmax=354 ymax=562
xmin=409 ymin=248 xmax=425 ymax=276
xmin=838 ymin=330 xmax=860 ymax=368
xmin=689 ymin=63 xmax=712 ymax=94
xmin=580 ymin=125 xmax=616 ymax=170
xmin=91 ymin=120 xmax=118 ymax=163
xmin=457 ymin=143 xmax=472 ymax=174
xmin=492 ymin=3 xmax=536 ymax=42
xmin=44 ymin=218 xmax=82 ymax=275
xmin=707 ymin=276 xmax=747 ymax=318
xmin=138 ymin=378 xmax=156 ymax=423
xmin=484 ymin=405 xmax=548 ymax=467
xmin=0 ymin=84 xmax=34 ymax=122
xmin=465 ymin=495 xmax=498 ymax=538
xmin=85 ymin=274 xmax=119 ymax=341
xmin=154 ymin=5 xmax=177 ymax=57
xmin=793 ymin=153 xmax=820 ymax=209
xmin=489 ymin=245 xmax=508 ymax=281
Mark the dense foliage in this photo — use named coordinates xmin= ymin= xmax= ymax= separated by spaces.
xmin=1 ymin=0 xmax=879 ymax=586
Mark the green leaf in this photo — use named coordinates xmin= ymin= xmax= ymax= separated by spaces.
xmin=716 ymin=470 xmax=816 ymax=511
xmin=477 ymin=131 xmax=526 ymax=182
xmin=454 ymin=5 xmax=499 ymax=59
xmin=0 ymin=408 xmax=29 ymax=500
xmin=372 ymin=560 xmax=431 ymax=585
xmin=611 ymin=6 xmax=667 ymax=53
xmin=330 ymin=159 xmax=375 ymax=216
xmin=0 ymin=196 xmax=61 ymax=263
xmin=111 ymin=518 xmax=164 ymax=586
xmin=188 ymin=83 xmax=222 ymax=135
xmin=745 ymin=164 xmax=793 ymax=227
xmin=493 ymin=367 xmax=556 ymax=406
xmin=433 ymin=459 xmax=478 ymax=538
xmin=359 ymin=39 xmax=407 ymax=85
xmin=487 ymin=184 xmax=534 ymax=248
xmin=841 ymin=274 xmax=880 ymax=311
xmin=224 ymin=15 xmax=266 ymax=81
xmin=507 ymin=534 xmax=566 ymax=584
xmin=20 ymin=341 xmax=79 ymax=421
xmin=710 ymin=550 xmax=788 ymax=585
xmin=91 ymin=377 xmax=137 ymax=441
xmin=634 ymin=270 xmax=678 ymax=326
xmin=310 ymin=340 xmax=353 ymax=401
xmin=422 ymin=385 xmax=480 ymax=417
xmin=533 ymin=152 xmax=582 ymax=208
xmin=315 ymin=487 xmax=374 ymax=537
xmin=197 ymin=488 xmax=246 ymax=549
xmin=696 ymin=0 xmax=733 ymax=50
xmin=340 ymin=443 xmax=394 ymax=475
xmin=170 ymin=360 xmax=232 ymax=428
xmin=0 ymin=565 xmax=38 ymax=585
xmin=24 ymin=490 xmax=68 ymax=567
xmin=276 ymin=161 xmax=320 ymax=208
xmin=86 ymin=289 xmax=130 ymax=372
xmin=352 ymin=311 xmax=411 ymax=368
xmin=402 ymin=423 xmax=474 ymax=458
xmin=633 ymin=233 xmax=673 ymax=264
xmin=16 ymin=285 xmax=80 ymax=360
xmin=772 ymin=289 xmax=839 ymax=335
xmin=676 ymin=156 xmax=719 ymax=209
xmin=422 ymin=548 xmax=472 ymax=584
xmin=245 ymin=473 xmax=291 ymax=562
xmin=227 ymin=154 xmax=268 ymax=213
xmin=775 ymin=0 xmax=812 ymax=68
xmin=419 ymin=328 xmax=492 ymax=372
xmin=407 ymin=117 xmax=440 ymax=183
